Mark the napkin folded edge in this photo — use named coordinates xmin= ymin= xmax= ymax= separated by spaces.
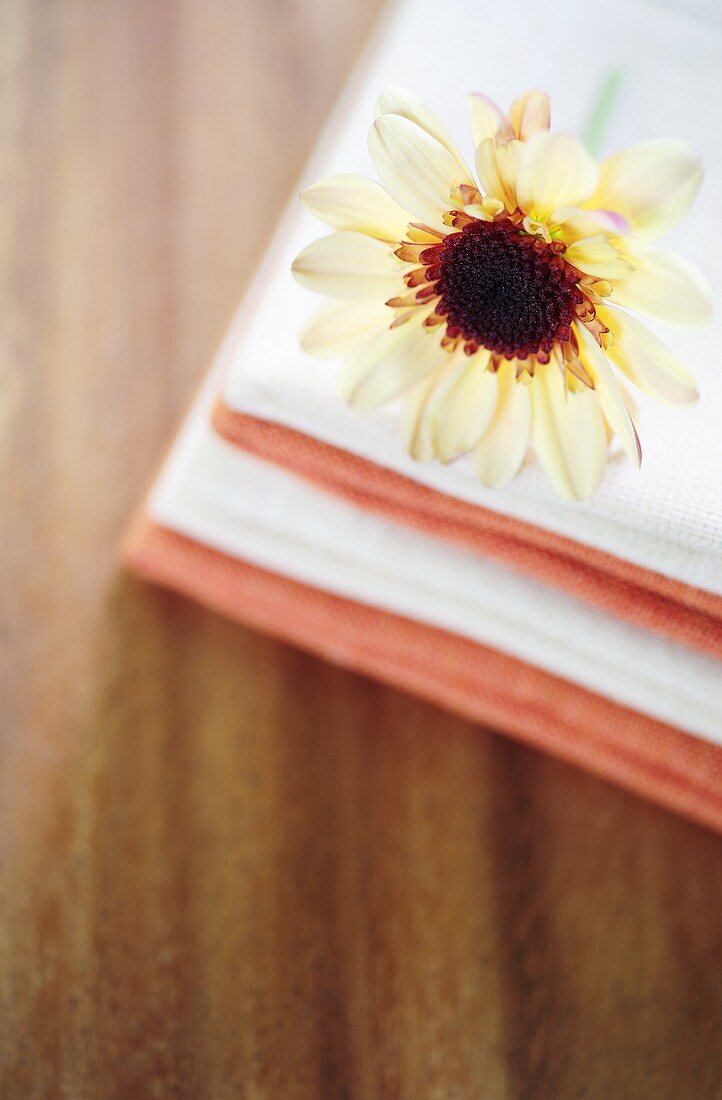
xmin=211 ymin=400 xmax=722 ymax=663
xmin=123 ymin=513 xmax=722 ymax=835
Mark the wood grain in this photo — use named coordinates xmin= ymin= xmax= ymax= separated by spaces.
xmin=1 ymin=1 xmax=721 ymax=1097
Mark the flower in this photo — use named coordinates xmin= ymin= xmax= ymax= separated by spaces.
xmin=291 ymin=86 xmax=711 ymax=500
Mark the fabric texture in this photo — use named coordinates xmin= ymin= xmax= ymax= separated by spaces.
xmin=213 ymin=404 xmax=722 ymax=661
xmin=139 ymin=418 xmax=721 ymax=743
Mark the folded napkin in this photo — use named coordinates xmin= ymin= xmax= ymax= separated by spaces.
xmin=125 ymin=0 xmax=722 ymax=831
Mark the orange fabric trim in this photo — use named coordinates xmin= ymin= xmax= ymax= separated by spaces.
xmin=123 ymin=515 xmax=722 ymax=835
xmin=212 ymin=403 xmax=722 ymax=662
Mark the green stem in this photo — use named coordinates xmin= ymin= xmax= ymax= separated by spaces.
xmin=582 ymin=69 xmax=624 ymax=157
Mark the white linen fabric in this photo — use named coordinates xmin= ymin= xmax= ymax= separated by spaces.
xmin=219 ymin=0 xmax=722 ymax=595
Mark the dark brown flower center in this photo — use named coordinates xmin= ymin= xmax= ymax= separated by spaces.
xmin=435 ymin=218 xmax=582 ymax=359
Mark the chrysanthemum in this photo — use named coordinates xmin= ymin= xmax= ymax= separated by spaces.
xmin=291 ymin=86 xmax=711 ymax=500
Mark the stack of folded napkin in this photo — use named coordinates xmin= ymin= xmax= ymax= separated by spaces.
xmin=125 ymin=0 xmax=722 ymax=831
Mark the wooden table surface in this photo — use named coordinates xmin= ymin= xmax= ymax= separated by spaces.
xmin=2 ymin=2 xmax=722 ymax=1097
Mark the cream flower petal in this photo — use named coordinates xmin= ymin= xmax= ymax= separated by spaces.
xmin=291 ymin=231 xmax=401 ymax=300
xmin=516 ymin=132 xmax=599 ymax=221
xmin=576 ymin=323 xmax=641 ymax=466
xmin=402 ymin=371 xmax=449 ymax=461
xmin=473 ymin=361 xmax=532 ymax=487
xmin=613 ymin=376 xmax=639 ymax=429
xmin=598 ymin=304 xmax=699 ymax=405
xmin=552 ymin=207 xmax=628 ymax=244
xmin=468 ymin=93 xmax=514 ymax=147
xmin=300 ymin=174 xmax=410 ymax=241
xmin=587 ymin=140 xmax=703 ymax=240
xmin=611 ymin=246 xmax=712 ymax=326
xmin=369 ymin=114 xmax=474 ymax=228
xmin=375 ymin=84 xmax=472 ymax=176
xmin=564 ymin=235 xmax=632 ymax=279
xmin=531 ymin=360 xmax=607 ymax=501
xmin=300 ymin=299 xmax=393 ymax=359
xmin=475 ymin=137 xmax=522 ymax=210
xmin=426 ymin=353 xmax=497 ymax=463
xmin=462 ymin=199 xmax=508 ymax=224
xmin=509 ymin=90 xmax=550 ymax=141
xmin=338 ymin=314 xmax=444 ymax=410
xmin=464 ymin=197 xmax=506 ymax=222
